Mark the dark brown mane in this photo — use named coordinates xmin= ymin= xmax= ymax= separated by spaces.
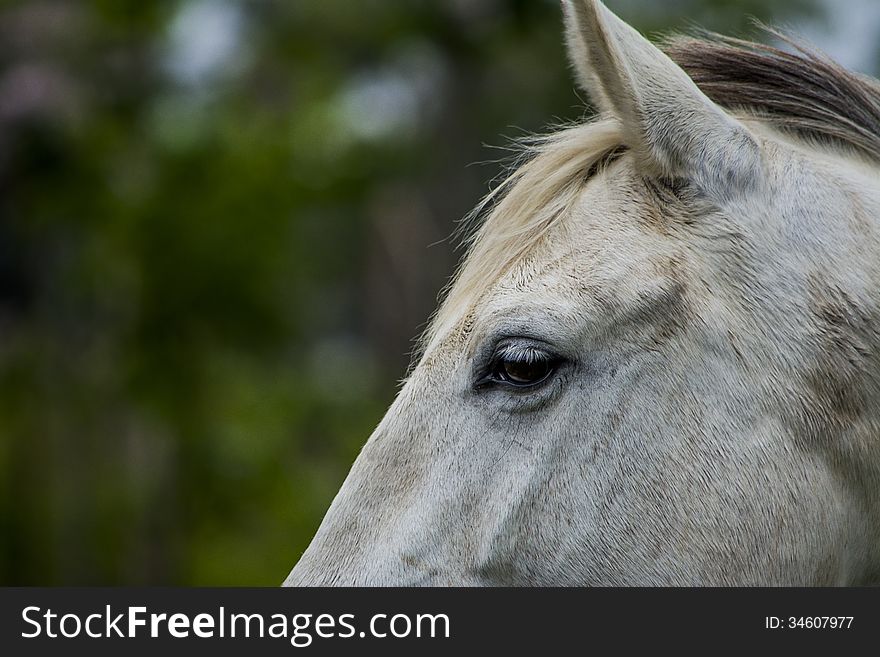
xmin=664 ymin=30 xmax=880 ymax=162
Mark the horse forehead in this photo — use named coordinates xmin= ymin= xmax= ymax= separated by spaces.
xmin=494 ymin=195 xmax=675 ymax=299
xmin=456 ymin=141 xmax=877 ymax=343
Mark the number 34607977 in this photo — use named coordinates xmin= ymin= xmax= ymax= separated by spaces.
xmin=765 ymin=616 xmax=853 ymax=629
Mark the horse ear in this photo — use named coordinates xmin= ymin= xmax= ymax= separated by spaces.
xmin=562 ymin=0 xmax=760 ymax=194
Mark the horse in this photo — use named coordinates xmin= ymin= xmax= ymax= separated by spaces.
xmin=285 ymin=0 xmax=880 ymax=586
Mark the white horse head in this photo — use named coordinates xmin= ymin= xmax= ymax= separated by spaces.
xmin=286 ymin=0 xmax=880 ymax=586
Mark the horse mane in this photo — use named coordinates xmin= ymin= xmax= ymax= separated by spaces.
xmin=419 ymin=29 xmax=880 ymax=353
xmin=665 ymin=29 xmax=880 ymax=163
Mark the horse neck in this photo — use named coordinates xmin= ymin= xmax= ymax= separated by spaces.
xmin=844 ymin=157 xmax=880 ymax=581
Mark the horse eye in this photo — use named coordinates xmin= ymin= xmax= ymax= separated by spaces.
xmin=498 ymin=357 xmax=551 ymax=385
xmin=489 ymin=346 xmax=558 ymax=388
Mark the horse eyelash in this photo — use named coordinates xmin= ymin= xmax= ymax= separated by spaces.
xmin=493 ymin=344 xmax=548 ymax=365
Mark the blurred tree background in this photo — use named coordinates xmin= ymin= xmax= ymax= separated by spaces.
xmin=1 ymin=0 xmax=875 ymax=585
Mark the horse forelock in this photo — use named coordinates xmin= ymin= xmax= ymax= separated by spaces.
xmin=419 ymin=119 xmax=624 ymax=354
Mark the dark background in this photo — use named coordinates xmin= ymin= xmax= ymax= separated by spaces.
xmin=1 ymin=0 xmax=875 ymax=585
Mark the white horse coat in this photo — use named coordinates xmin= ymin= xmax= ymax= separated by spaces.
xmin=285 ymin=0 xmax=880 ymax=586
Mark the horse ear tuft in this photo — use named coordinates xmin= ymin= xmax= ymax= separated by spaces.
xmin=562 ymin=0 xmax=760 ymax=196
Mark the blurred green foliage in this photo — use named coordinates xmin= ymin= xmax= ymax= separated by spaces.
xmin=0 ymin=0 xmax=835 ymax=584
